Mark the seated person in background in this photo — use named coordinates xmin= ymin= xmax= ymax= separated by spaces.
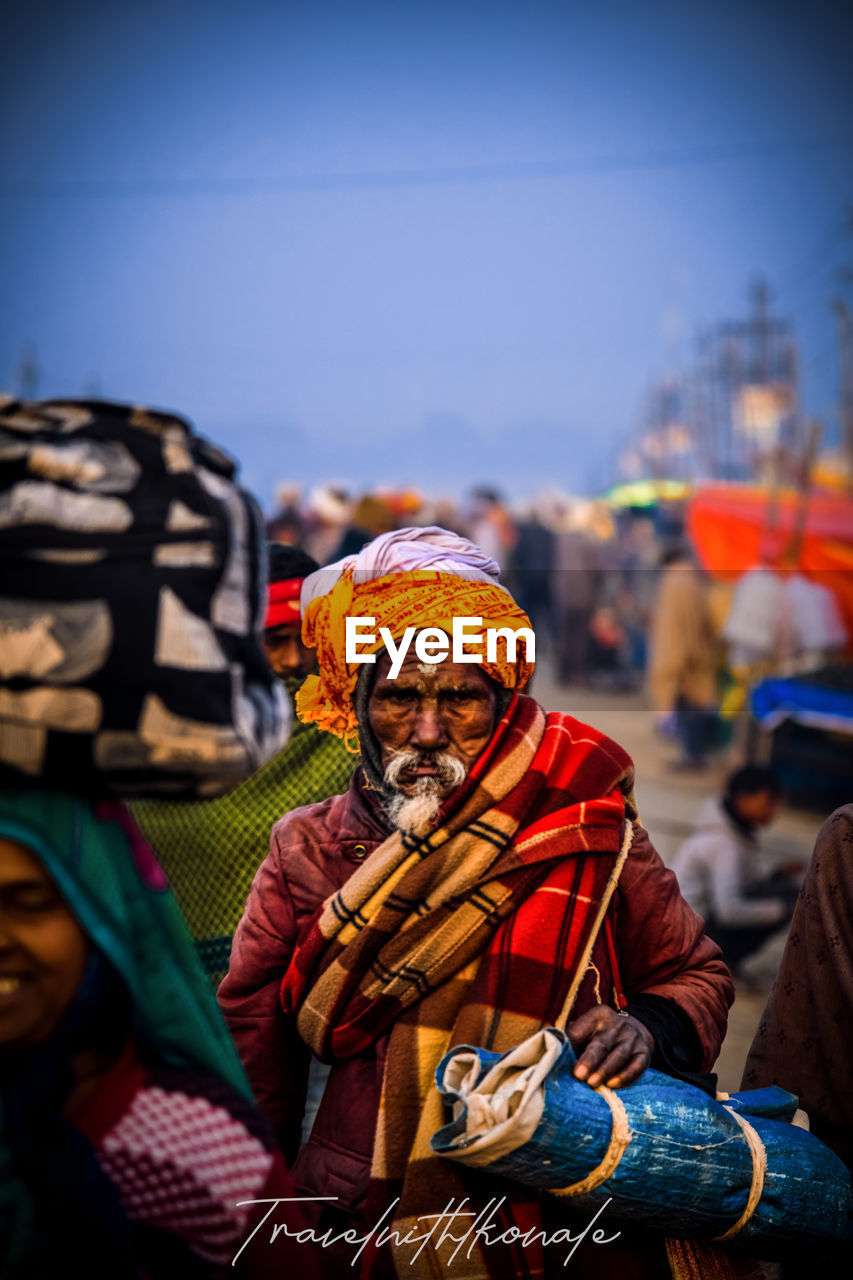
xmin=131 ymin=544 xmax=354 ymax=986
xmin=671 ymin=765 xmax=799 ymax=976
xmin=0 ymin=788 xmax=310 ymax=1280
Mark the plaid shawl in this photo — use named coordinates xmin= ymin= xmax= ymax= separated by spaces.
xmin=281 ymin=693 xmax=637 ymax=1279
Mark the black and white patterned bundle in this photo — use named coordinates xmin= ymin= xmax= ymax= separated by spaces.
xmin=0 ymin=397 xmax=289 ymax=797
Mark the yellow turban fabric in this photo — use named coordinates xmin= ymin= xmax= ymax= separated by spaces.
xmin=296 ymin=567 xmax=534 ymax=748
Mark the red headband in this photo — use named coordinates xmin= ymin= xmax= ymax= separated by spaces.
xmin=265 ymin=577 xmax=303 ymax=630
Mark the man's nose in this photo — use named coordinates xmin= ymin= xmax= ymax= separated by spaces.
xmin=282 ymin=638 xmax=302 ymax=667
xmin=411 ymin=702 xmax=449 ymax=751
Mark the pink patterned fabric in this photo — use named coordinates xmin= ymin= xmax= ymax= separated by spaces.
xmin=97 ymin=1080 xmax=275 ymax=1267
xmin=94 ymin=800 xmax=170 ymax=891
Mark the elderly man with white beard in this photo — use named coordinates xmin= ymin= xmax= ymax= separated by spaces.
xmin=219 ymin=527 xmax=732 ymax=1280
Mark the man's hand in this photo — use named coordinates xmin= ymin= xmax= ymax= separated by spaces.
xmin=566 ymin=1005 xmax=655 ymax=1089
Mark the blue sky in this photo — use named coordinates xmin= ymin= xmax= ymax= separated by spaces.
xmin=1 ymin=0 xmax=852 ymax=503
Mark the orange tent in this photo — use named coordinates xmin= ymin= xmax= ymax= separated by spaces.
xmin=687 ymin=484 xmax=853 ymax=634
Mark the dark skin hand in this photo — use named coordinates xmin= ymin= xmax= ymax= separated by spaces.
xmin=568 ymin=1005 xmax=655 ymax=1089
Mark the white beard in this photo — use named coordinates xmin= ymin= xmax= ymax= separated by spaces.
xmin=385 ymin=788 xmax=445 ymax=837
xmin=383 ymin=751 xmax=467 ymax=836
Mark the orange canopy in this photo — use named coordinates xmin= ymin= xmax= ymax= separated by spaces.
xmin=687 ymin=484 xmax=853 ymax=634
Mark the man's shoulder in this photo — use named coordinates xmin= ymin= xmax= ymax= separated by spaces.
xmin=543 ymin=707 xmax=613 ymax=738
xmin=270 ymin=773 xmax=388 ymax=851
xmin=270 ymin=788 xmax=352 ymax=843
xmin=541 ymin=708 xmax=634 ymax=774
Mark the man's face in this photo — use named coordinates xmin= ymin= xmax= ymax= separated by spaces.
xmin=368 ymin=647 xmax=498 ymax=799
xmin=262 ymin=621 xmax=314 ymax=681
xmin=735 ymin=788 xmax=779 ymax=827
xmin=0 ymin=837 xmax=89 ymax=1052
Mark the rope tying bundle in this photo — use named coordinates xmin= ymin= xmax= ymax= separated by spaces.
xmin=713 ymin=1107 xmax=767 ymax=1240
xmin=552 ymin=1085 xmax=631 ymax=1197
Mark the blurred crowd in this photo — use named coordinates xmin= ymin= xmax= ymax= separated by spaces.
xmin=266 ymin=480 xmax=664 ymax=691
xmin=266 ymin=479 xmax=851 ymax=775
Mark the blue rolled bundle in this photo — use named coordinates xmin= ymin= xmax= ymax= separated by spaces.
xmin=432 ymin=1032 xmax=852 ymax=1252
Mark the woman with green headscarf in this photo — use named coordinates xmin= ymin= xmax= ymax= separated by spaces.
xmin=0 ymin=788 xmax=312 ymax=1280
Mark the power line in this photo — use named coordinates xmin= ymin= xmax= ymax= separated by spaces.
xmin=776 ymin=210 xmax=853 ymax=316
xmin=2 ymin=133 xmax=853 ymax=200
xmin=779 ymin=215 xmax=851 ymax=290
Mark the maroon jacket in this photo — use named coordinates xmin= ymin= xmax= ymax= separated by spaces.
xmin=219 ymin=771 xmax=732 ymax=1214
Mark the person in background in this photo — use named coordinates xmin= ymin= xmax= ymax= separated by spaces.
xmin=260 ymin=544 xmax=322 ymax=687
xmin=327 ymin=493 xmax=396 ymax=562
xmin=587 ymin=601 xmax=631 ymax=688
xmin=648 ymin=545 xmax=719 ymax=770
xmin=265 ymin=481 xmax=306 ymax=547
xmin=466 ymin=486 xmax=516 ymax=570
xmin=614 ymin=514 xmax=660 ymax=676
xmin=0 ymin=789 xmax=310 ymax=1280
xmin=507 ymin=506 xmax=555 ymax=655
xmin=743 ymin=803 xmax=853 ymax=1174
xmin=551 ymin=508 xmax=603 ymax=686
xmin=671 ymin=765 xmax=799 ymax=976
xmin=131 ymin=544 xmax=354 ymax=986
xmin=302 ymin=484 xmax=351 ymax=565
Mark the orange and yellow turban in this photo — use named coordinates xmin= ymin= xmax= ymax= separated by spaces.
xmin=296 ymin=566 xmax=534 ymax=749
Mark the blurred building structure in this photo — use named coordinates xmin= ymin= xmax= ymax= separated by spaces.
xmin=620 ymin=279 xmax=804 ymax=489
xmin=694 ymin=278 xmax=801 ymax=482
